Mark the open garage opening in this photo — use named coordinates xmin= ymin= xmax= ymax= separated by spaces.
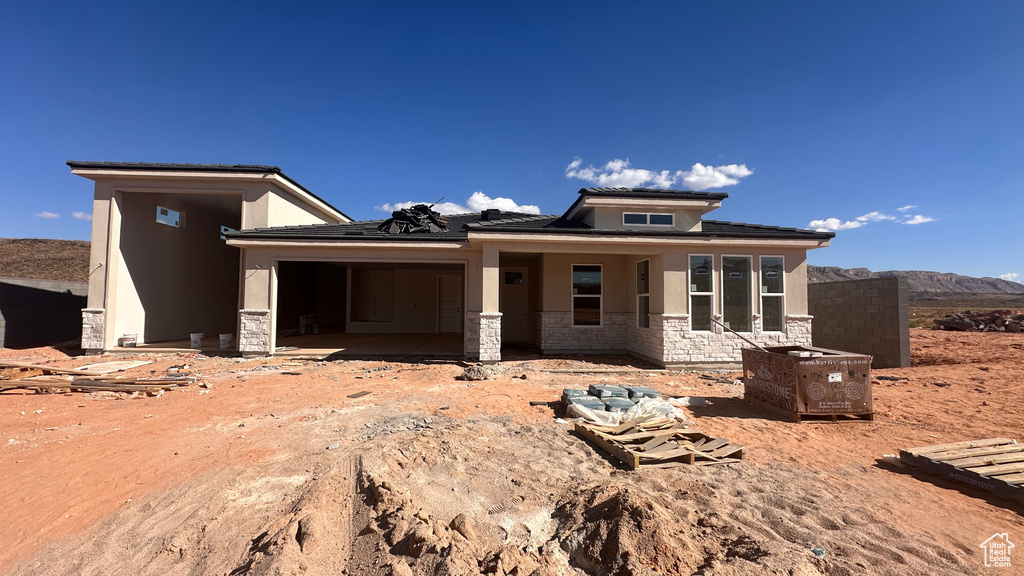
xmin=274 ymin=261 xmax=465 ymax=357
xmin=115 ymin=191 xmax=241 ymax=348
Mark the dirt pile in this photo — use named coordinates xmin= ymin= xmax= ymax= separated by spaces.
xmin=0 ymin=238 xmax=91 ymax=282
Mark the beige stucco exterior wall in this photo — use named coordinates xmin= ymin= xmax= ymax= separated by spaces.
xmin=77 ymin=173 xmax=345 ymax=350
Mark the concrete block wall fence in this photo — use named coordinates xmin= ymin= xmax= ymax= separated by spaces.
xmin=807 ymin=276 xmax=910 ymax=368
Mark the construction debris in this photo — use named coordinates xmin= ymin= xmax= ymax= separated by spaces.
xmin=377 ymin=204 xmax=448 ymax=235
xmin=898 ymin=438 xmax=1024 ymax=503
xmin=0 ymin=361 xmax=194 ymax=395
xmin=934 ymin=310 xmax=1024 ymax=332
xmin=574 ymin=415 xmax=743 ymax=468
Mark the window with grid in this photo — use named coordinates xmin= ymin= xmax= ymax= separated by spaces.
xmin=722 ymin=256 xmax=752 ymax=332
xmin=572 ymin=264 xmax=602 ymax=326
xmin=760 ymin=256 xmax=785 ymax=331
xmin=689 ymin=255 xmax=713 ymax=331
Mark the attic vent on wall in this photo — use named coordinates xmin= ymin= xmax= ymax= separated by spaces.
xmin=377 ymin=204 xmax=448 ymax=234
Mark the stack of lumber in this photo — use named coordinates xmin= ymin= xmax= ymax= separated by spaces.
xmin=574 ymin=415 xmax=743 ymax=469
xmin=934 ymin=310 xmax=1024 ymax=333
xmin=0 ymin=361 xmax=193 ymax=395
xmin=898 ymin=438 xmax=1024 ymax=503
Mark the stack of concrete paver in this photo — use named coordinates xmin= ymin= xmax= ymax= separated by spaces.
xmin=562 ymin=384 xmax=661 ymax=413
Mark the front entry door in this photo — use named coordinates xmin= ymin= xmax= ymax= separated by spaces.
xmin=499 ymin=267 xmax=528 ymax=342
xmin=437 ymin=275 xmax=463 ymax=333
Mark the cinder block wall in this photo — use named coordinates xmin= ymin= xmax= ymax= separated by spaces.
xmin=0 ymin=277 xmax=88 ymax=349
xmin=807 ymin=276 xmax=910 ymax=368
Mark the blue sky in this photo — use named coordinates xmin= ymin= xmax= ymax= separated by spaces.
xmin=2 ymin=1 xmax=1022 ymax=281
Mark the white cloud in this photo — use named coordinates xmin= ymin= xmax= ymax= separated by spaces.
xmin=1000 ymin=272 xmax=1020 ymax=282
xmin=378 ymin=192 xmax=541 ymax=216
xmin=896 ymin=204 xmax=917 ymax=212
xmin=378 ymin=201 xmax=469 ymax=215
xmin=465 ymin=191 xmax=540 ymax=214
xmin=35 ymin=211 xmax=60 ymax=219
xmin=807 ymin=218 xmax=865 ymax=232
xmin=856 ymin=211 xmax=896 ymax=222
xmin=903 ymin=214 xmax=934 ymax=225
xmin=565 ymin=158 xmax=753 ymax=190
xmin=72 ymin=211 xmax=92 ymax=221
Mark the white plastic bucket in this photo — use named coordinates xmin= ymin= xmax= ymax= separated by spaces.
xmin=219 ymin=333 xmax=233 ymax=349
xmin=122 ymin=333 xmax=137 ymax=347
xmin=189 ymin=333 xmax=205 ymax=349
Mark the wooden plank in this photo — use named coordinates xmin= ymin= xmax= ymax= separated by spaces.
xmin=943 ymin=451 xmax=1024 ymax=469
xmin=0 ymin=361 xmax=104 ymax=376
xmin=614 ymin=414 xmax=658 ymax=435
xmin=639 ymin=432 xmax=676 ymax=452
xmin=905 ymin=438 xmax=1016 ymax=457
xmin=574 ymin=423 xmax=640 ymax=469
xmin=644 ymin=441 xmax=687 ymax=455
xmin=640 ymin=445 xmax=704 ymax=461
xmin=998 ymin=473 xmax=1024 ymax=485
xmin=968 ymin=462 xmax=1024 ymax=477
xmin=708 ymin=444 xmax=744 ymax=459
xmin=7 ymin=369 xmax=44 ymax=381
xmin=929 ymin=444 xmax=1024 ymax=462
xmin=598 ymin=426 xmax=700 ymax=443
xmin=698 ymin=437 xmax=730 ymax=453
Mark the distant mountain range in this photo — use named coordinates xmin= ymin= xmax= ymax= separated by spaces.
xmin=809 ymin=266 xmax=1024 ymax=294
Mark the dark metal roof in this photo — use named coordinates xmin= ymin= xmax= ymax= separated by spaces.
xmin=67 ymin=161 xmax=284 ymax=173
xmin=563 ymin=187 xmax=728 ymax=220
xmin=226 ymin=210 xmax=834 ymax=242
xmin=66 ymin=161 xmax=352 ymax=222
xmin=577 ymin=187 xmax=729 ymax=201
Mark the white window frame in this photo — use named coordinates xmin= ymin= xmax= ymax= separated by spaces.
xmin=720 ymin=254 xmax=754 ymax=334
xmin=759 ymin=255 xmax=786 ymax=332
xmin=688 ymin=254 xmax=714 ymax=332
xmin=571 ymin=263 xmax=603 ymax=328
xmin=636 ymin=258 xmax=650 ymax=329
xmin=156 ymin=206 xmax=185 ymax=228
xmin=622 ymin=212 xmax=674 ymax=226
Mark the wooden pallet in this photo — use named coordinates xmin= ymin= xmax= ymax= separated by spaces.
xmin=899 ymin=438 xmax=1024 ymax=504
xmin=574 ymin=415 xmax=743 ymax=469
xmin=744 ymin=395 xmax=874 ymax=423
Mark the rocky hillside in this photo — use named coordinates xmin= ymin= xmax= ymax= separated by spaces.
xmin=0 ymin=239 xmax=91 ymax=283
xmin=809 ymin=265 xmax=1024 ymax=294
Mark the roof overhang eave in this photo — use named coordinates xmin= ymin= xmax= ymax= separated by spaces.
xmin=467 ymin=231 xmax=830 ymax=248
xmin=69 ymin=167 xmax=352 ymax=223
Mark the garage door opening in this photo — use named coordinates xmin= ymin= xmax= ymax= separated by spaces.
xmin=115 ymin=191 xmax=241 ymax=347
xmin=274 ymin=261 xmax=465 ymax=357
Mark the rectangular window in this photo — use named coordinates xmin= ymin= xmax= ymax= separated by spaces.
xmin=572 ymin=264 xmax=602 ymax=326
xmin=689 ymin=255 xmax=713 ymax=331
xmin=622 ymin=213 xmax=674 ymax=226
xmin=760 ymin=256 xmax=785 ymax=331
xmin=722 ymin=256 xmax=752 ymax=332
xmin=156 ymin=206 xmax=184 ymax=228
xmin=636 ymin=259 xmax=650 ymax=328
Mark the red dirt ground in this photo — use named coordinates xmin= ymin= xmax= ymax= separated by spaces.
xmin=2 ymin=328 xmax=1022 ymax=575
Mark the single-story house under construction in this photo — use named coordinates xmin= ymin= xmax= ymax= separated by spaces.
xmin=70 ymin=161 xmax=833 ymax=366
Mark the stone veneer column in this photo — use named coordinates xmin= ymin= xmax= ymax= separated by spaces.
xmin=81 ymin=308 xmax=106 ymax=352
xmin=477 ymin=312 xmax=502 ymax=361
xmin=660 ymin=314 xmax=689 ymax=363
xmin=239 ymin=309 xmax=272 ymax=355
xmin=785 ymin=314 xmax=813 ymax=346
